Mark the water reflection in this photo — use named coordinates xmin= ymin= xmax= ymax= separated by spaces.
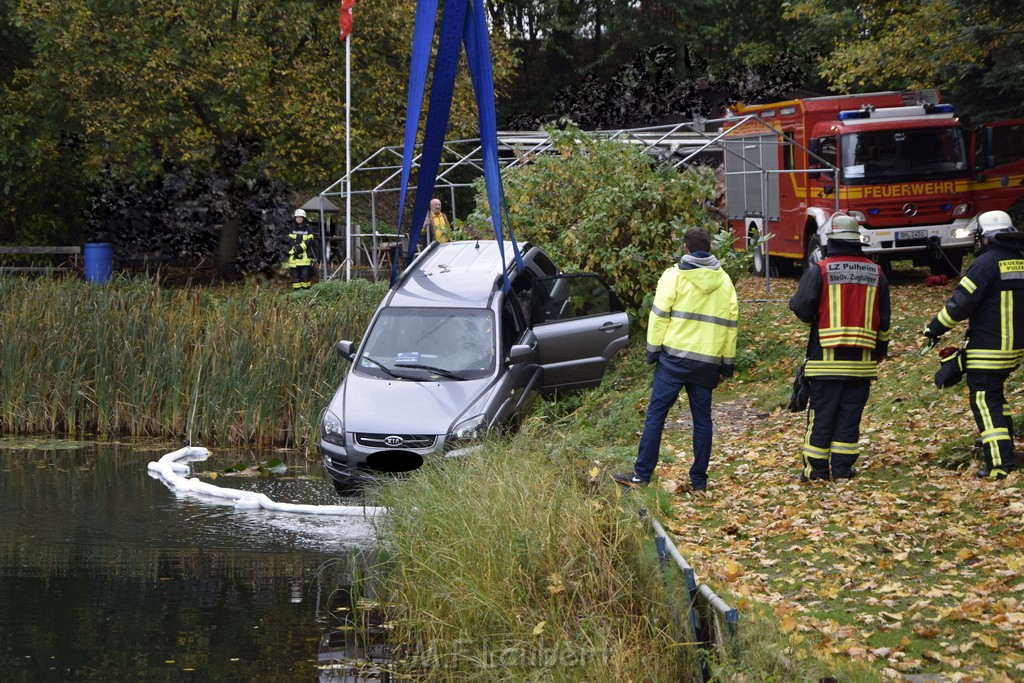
xmin=0 ymin=440 xmax=386 ymax=680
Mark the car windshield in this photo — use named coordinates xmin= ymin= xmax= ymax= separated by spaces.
xmin=356 ymin=308 xmax=496 ymax=381
xmin=841 ymin=126 xmax=967 ymax=184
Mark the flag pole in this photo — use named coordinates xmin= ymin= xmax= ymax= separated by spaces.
xmin=344 ymin=31 xmax=352 ymax=282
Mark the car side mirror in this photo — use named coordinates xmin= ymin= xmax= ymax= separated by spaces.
xmin=336 ymin=340 xmax=356 ymax=361
xmin=506 ymin=343 xmax=535 ymax=364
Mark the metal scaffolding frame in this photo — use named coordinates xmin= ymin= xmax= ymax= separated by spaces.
xmin=314 ymin=116 xmax=833 ymax=284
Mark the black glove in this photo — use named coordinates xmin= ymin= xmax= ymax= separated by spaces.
xmin=646 ymin=351 xmax=661 ymax=365
xmin=921 ymin=324 xmax=939 ymax=340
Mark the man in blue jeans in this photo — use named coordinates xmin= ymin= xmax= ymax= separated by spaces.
xmin=612 ymin=227 xmax=738 ymax=492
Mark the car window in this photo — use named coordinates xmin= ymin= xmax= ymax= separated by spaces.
xmin=532 ymin=274 xmax=622 ymax=324
xmin=356 ymin=308 xmax=496 ymax=380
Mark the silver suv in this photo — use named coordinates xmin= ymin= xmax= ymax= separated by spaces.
xmin=319 ymin=240 xmax=628 ymax=491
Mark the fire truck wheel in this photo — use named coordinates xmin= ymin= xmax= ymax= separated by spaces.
xmin=805 ymin=235 xmax=825 ymax=271
xmin=748 ymin=226 xmax=766 ymax=276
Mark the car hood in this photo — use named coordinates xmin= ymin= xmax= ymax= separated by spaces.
xmin=331 ymin=370 xmax=494 ymax=435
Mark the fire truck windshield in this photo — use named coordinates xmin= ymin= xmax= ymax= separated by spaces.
xmin=841 ymin=127 xmax=967 ymax=184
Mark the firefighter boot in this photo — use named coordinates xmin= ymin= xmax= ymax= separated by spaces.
xmin=832 ymin=454 xmax=858 ymax=480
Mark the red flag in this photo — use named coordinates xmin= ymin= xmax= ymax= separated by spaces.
xmin=338 ymin=0 xmax=355 ymax=41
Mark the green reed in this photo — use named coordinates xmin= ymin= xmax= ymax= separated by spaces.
xmin=0 ymin=275 xmax=386 ymax=449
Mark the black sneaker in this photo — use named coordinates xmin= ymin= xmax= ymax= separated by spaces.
xmin=799 ymin=471 xmax=830 ymax=483
xmin=976 ymin=468 xmax=1008 ymax=480
xmin=610 ymin=472 xmax=649 ymax=488
xmin=833 ymin=468 xmax=858 ymax=480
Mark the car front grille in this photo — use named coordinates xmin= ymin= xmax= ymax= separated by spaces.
xmin=355 ymin=433 xmax=437 ymax=449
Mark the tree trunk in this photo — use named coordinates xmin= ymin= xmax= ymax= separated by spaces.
xmin=215 ymin=215 xmax=241 ymax=278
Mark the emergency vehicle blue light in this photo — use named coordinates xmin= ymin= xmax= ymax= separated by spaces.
xmin=930 ymin=104 xmax=955 ymax=114
xmin=838 ymin=110 xmax=869 ymax=120
xmin=941 ymin=203 xmax=953 ymax=211
xmin=868 ymin=208 xmax=880 ymax=216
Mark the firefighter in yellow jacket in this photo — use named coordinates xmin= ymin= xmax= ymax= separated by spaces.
xmin=287 ymin=209 xmax=320 ymax=290
xmin=612 ymin=227 xmax=738 ymax=492
xmin=789 ymin=214 xmax=891 ymax=481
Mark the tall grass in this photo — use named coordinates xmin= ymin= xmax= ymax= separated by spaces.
xmin=374 ymin=425 xmax=697 ymax=681
xmin=0 ymin=275 xmax=386 ymax=449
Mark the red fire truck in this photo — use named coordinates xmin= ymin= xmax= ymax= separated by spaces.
xmin=724 ymin=90 xmax=1024 ymax=276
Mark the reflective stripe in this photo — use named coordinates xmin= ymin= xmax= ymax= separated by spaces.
xmin=819 ymin=326 xmax=877 ymax=347
xmin=960 ymin=277 xmax=977 ymax=294
xmin=661 ymin=346 xmax=734 ymax=365
xmin=830 ymin=440 xmax=859 ymax=455
xmin=965 ymin=348 xmax=1024 ymax=371
xmin=877 ymin=328 xmax=891 ymax=341
xmin=669 ymin=310 xmax=738 ymax=328
xmin=651 ymin=305 xmax=671 ymax=319
xmin=980 ymin=427 xmax=1009 ymax=443
xmin=1002 ymin=290 xmax=1014 ymax=350
xmin=937 ymin=307 xmax=957 ymax=328
xmin=805 ymin=359 xmax=877 ymax=378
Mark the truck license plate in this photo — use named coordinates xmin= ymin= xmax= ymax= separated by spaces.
xmin=896 ymin=230 xmax=927 ymax=241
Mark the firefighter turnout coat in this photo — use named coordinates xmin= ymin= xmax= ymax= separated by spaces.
xmin=925 ymin=235 xmax=1024 ymax=371
xmin=646 ymin=252 xmax=739 ymax=388
xmin=789 ymin=241 xmax=892 ymax=378
xmin=287 ymin=229 xmax=319 ymax=268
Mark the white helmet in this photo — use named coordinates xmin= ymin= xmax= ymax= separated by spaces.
xmin=977 ymin=210 xmax=1015 ymax=236
xmin=827 ymin=213 xmax=863 ymax=242
xmin=293 ymin=209 xmax=307 ymax=219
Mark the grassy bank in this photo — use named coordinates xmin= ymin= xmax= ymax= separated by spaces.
xmin=0 ymin=275 xmax=385 ymax=449
xmin=375 ymin=266 xmax=1024 ymax=681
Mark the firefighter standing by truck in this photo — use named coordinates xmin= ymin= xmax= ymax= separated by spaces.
xmin=287 ymin=209 xmax=320 ymax=290
xmin=923 ymin=210 xmax=1024 ymax=480
xmin=789 ymin=214 xmax=891 ymax=481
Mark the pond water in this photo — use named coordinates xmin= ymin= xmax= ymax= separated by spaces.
xmin=0 ymin=440 xmax=387 ymax=681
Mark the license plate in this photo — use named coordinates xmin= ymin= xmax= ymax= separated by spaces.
xmin=896 ymin=230 xmax=927 ymax=241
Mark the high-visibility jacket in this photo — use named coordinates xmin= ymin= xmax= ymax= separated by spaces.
xmin=789 ymin=241 xmax=891 ymax=379
xmin=926 ymin=237 xmax=1024 ymax=371
xmin=647 ymin=253 xmax=738 ymax=388
xmin=287 ymin=230 xmax=317 ymax=267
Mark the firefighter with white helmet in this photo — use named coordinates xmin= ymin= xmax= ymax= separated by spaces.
xmin=286 ymin=208 xmax=320 ymax=289
xmin=924 ymin=210 xmax=1024 ymax=479
xmin=789 ymin=213 xmax=892 ymax=482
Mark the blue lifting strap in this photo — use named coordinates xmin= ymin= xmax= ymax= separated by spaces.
xmin=393 ymin=0 xmax=523 ymax=288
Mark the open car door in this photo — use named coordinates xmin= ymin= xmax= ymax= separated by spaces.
xmin=528 ymin=273 xmax=629 ymax=393
xmin=971 ymin=120 xmax=1024 ymax=220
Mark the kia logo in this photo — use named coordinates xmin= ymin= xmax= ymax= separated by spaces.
xmin=383 ymin=435 xmax=404 ymax=447
xmin=903 ymin=202 xmax=918 ymax=217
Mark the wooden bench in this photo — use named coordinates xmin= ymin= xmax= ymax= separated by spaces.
xmin=0 ymin=246 xmax=82 ymax=275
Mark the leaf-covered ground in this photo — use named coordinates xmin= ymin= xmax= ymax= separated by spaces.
xmin=648 ymin=272 xmax=1024 ymax=681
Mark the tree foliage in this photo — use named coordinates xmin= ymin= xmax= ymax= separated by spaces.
xmin=783 ymin=0 xmax=1024 ymax=121
xmin=0 ymin=0 xmax=517 ymax=263
xmin=461 ymin=120 xmax=719 ymax=313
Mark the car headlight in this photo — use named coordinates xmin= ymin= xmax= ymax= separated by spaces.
xmin=321 ymin=409 xmax=345 ymax=446
xmin=451 ymin=414 xmax=486 ymax=441
xmin=952 ymin=203 xmax=970 ymax=217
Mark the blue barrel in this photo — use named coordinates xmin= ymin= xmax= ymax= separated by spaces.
xmin=83 ymin=242 xmax=114 ymax=283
